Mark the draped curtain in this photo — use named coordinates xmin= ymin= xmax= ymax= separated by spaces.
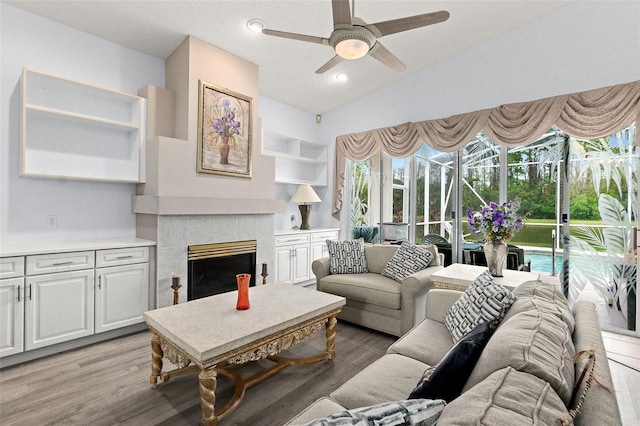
xmin=333 ymin=80 xmax=640 ymax=219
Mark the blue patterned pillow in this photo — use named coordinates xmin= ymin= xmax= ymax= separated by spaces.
xmin=382 ymin=241 xmax=434 ymax=282
xmin=443 ymin=270 xmax=515 ymax=342
xmin=299 ymin=399 xmax=446 ymax=426
xmin=326 ymin=239 xmax=368 ymax=274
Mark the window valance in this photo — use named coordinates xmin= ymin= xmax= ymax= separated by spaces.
xmin=333 ymin=80 xmax=640 ymax=219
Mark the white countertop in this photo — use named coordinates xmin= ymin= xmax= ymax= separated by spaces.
xmin=0 ymin=238 xmax=156 ymax=257
xmin=275 ymin=228 xmax=339 ymax=235
xmin=143 ymin=282 xmax=345 ymax=364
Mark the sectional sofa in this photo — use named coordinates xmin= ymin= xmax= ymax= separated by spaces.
xmin=286 ymin=279 xmax=622 ymax=425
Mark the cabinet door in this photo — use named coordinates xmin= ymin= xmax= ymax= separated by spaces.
xmin=0 ymin=278 xmax=24 ymax=357
xmin=310 ymin=230 xmax=339 ymax=262
xmin=25 ymin=270 xmax=94 ymax=350
xmin=275 ymin=246 xmax=293 ymax=283
xmin=292 ymin=244 xmax=310 ymax=284
xmin=95 ymin=263 xmax=149 ymax=333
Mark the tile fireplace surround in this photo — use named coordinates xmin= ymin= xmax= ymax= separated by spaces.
xmin=145 ymin=214 xmax=275 ymax=308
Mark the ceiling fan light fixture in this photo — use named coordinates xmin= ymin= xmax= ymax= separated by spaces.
xmin=335 ymin=38 xmax=370 ymax=59
xmin=336 ymin=73 xmax=348 ymax=82
xmin=247 ymin=19 xmax=264 ymax=33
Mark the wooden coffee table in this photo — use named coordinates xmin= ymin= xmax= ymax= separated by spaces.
xmin=431 ymin=263 xmax=540 ymax=292
xmin=143 ymin=282 xmax=345 ymax=425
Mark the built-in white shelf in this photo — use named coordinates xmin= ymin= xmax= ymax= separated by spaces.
xmin=21 ymin=68 xmax=146 ymax=182
xmin=262 ymin=130 xmax=328 ymax=186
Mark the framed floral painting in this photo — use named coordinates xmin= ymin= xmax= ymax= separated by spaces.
xmin=197 ymin=80 xmax=253 ymax=178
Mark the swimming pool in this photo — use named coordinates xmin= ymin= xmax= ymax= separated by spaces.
xmin=526 ymin=252 xmax=564 ymax=274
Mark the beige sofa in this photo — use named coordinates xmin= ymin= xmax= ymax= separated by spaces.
xmin=312 ymin=244 xmax=444 ymax=337
xmin=286 ymin=280 xmax=622 ymax=425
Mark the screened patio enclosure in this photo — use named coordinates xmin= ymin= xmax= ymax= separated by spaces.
xmin=336 ymin=80 xmax=639 ymax=336
xmin=346 ymin=124 xmax=637 ymax=335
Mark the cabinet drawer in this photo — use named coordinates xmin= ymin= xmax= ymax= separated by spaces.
xmin=276 ymin=234 xmax=310 ymax=246
xmin=311 ymin=231 xmax=339 ymax=242
xmin=0 ymin=257 xmax=25 ymax=279
xmin=26 ymin=251 xmax=94 ymax=275
xmin=96 ymin=246 xmax=149 ymax=267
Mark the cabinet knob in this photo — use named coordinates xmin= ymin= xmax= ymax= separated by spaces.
xmin=17 ymin=285 xmax=21 ymax=302
xmin=98 ymin=275 xmax=102 ymax=289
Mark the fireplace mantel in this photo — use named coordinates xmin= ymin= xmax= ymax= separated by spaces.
xmin=132 ymin=195 xmax=284 ymax=215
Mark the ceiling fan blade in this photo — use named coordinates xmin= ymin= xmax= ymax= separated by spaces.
xmin=332 ymin=0 xmax=352 ymax=29
xmin=262 ymin=28 xmax=328 ymax=45
xmin=367 ymin=10 xmax=450 ymax=37
xmin=368 ymin=42 xmax=406 ymax=72
xmin=315 ymin=55 xmax=345 ymax=74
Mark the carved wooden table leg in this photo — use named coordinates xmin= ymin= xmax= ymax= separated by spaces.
xmin=199 ymin=367 xmax=218 ymax=426
xmin=325 ymin=315 xmax=337 ymax=360
xmin=150 ymin=334 xmax=163 ymax=386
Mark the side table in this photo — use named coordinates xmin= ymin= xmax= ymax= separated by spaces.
xmin=431 ymin=263 xmax=539 ymax=292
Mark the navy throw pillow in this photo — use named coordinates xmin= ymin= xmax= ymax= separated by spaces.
xmin=408 ymin=321 xmax=492 ymax=402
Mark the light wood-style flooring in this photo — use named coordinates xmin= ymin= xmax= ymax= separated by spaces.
xmin=0 ymin=323 xmax=638 ymax=425
xmin=0 ymin=323 xmax=394 ymax=426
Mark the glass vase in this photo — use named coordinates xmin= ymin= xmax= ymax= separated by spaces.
xmin=236 ymin=273 xmax=251 ymax=310
xmin=483 ymin=240 xmax=508 ymax=277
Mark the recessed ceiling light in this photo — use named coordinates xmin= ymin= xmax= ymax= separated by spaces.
xmin=247 ymin=19 xmax=264 ymax=33
xmin=336 ymin=73 xmax=348 ymax=82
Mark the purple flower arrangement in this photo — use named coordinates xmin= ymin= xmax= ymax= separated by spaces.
xmin=212 ymin=99 xmax=241 ymax=138
xmin=466 ymin=199 xmax=524 ymax=242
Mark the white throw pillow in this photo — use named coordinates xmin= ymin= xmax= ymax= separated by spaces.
xmin=326 ymin=239 xmax=368 ymax=274
xmin=298 ymin=399 xmax=446 ymax=426
xmin=443 ymin=270 xmax=516 ymax=342
xmin=382 ymin=241 xmax=434 ymax=283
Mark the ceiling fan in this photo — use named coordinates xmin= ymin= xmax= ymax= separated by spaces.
xmin=261 ymin=0 xmax=450 ymax=74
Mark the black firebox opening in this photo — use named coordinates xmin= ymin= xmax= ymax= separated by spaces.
xmin=188 ymin=251 xmax=256 ymax=301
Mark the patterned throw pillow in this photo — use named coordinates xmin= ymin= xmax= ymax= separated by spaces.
xmin=326 ymin=239 xmax=368 ymax=274
xmin=382 ymin=241 xmax=434 ymax=283
xmin=443 ymin=270 xmax=516 ymax=342
xmin=299 ymin=399 xmax=446 ymax=426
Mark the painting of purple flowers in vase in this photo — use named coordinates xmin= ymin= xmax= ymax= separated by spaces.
xmin=197 ymin=80 xmax=253 ymax=177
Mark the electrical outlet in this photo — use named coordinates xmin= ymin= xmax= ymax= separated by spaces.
xmin=47 ymin=215 xmax=57 ymax=228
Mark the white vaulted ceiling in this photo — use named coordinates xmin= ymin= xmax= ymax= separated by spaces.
xmin=5 ymin=0 xmax=571 ymax=114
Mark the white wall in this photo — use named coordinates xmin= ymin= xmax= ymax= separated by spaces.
xmin=2 ymin=1 xmax=639 ymax=244
xmin=258 ymin=96 xmax=329 ymax=230
xmin=0 ymin=4 xmax=165 ymax=245
xmin=319 ymin=0 xmax=640 ymax=226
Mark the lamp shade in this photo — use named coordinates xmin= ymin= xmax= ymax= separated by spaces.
xmin=289 ymin=184 xmax=321 ymax=204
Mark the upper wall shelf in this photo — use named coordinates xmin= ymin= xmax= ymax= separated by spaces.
xmin=21 ymin=68 xmax=146 ymax=182
xmin=262 ymin=130 xmax=328 ymax=186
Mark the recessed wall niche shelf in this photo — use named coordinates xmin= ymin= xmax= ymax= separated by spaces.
xmin=20 ymin=68 xmax=146 ymax=182
xmin=262 ymin=130 xmax=328 ymax=186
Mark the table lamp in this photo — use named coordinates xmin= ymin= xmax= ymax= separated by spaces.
xmin=290 ymin=184 xmax=321 ymax=230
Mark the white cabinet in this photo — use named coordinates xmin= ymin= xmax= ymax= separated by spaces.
xmin=262 ymin=130 xmax=328 ymax=186
xmin=275 ymin=229 xmax=339 ymax=285
xmin=21 ymin=68 xmax=146 ymax=182
xmin=310 ymin=229 xmax=340 ymax=262
xmin=0 ymin=257 xmax=25 ymax=280
xmin=0 ymin=278 xmax=24 ymax=357
xmin=25 ymin=270 xmax=95 ymax=351
xmin=0 ymin=241 xmax=152 ymax=359
xmin=275 ymin=233 xmax=311 ymax=284
xmin=95 ymin=262 xmax=149 ymax=333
